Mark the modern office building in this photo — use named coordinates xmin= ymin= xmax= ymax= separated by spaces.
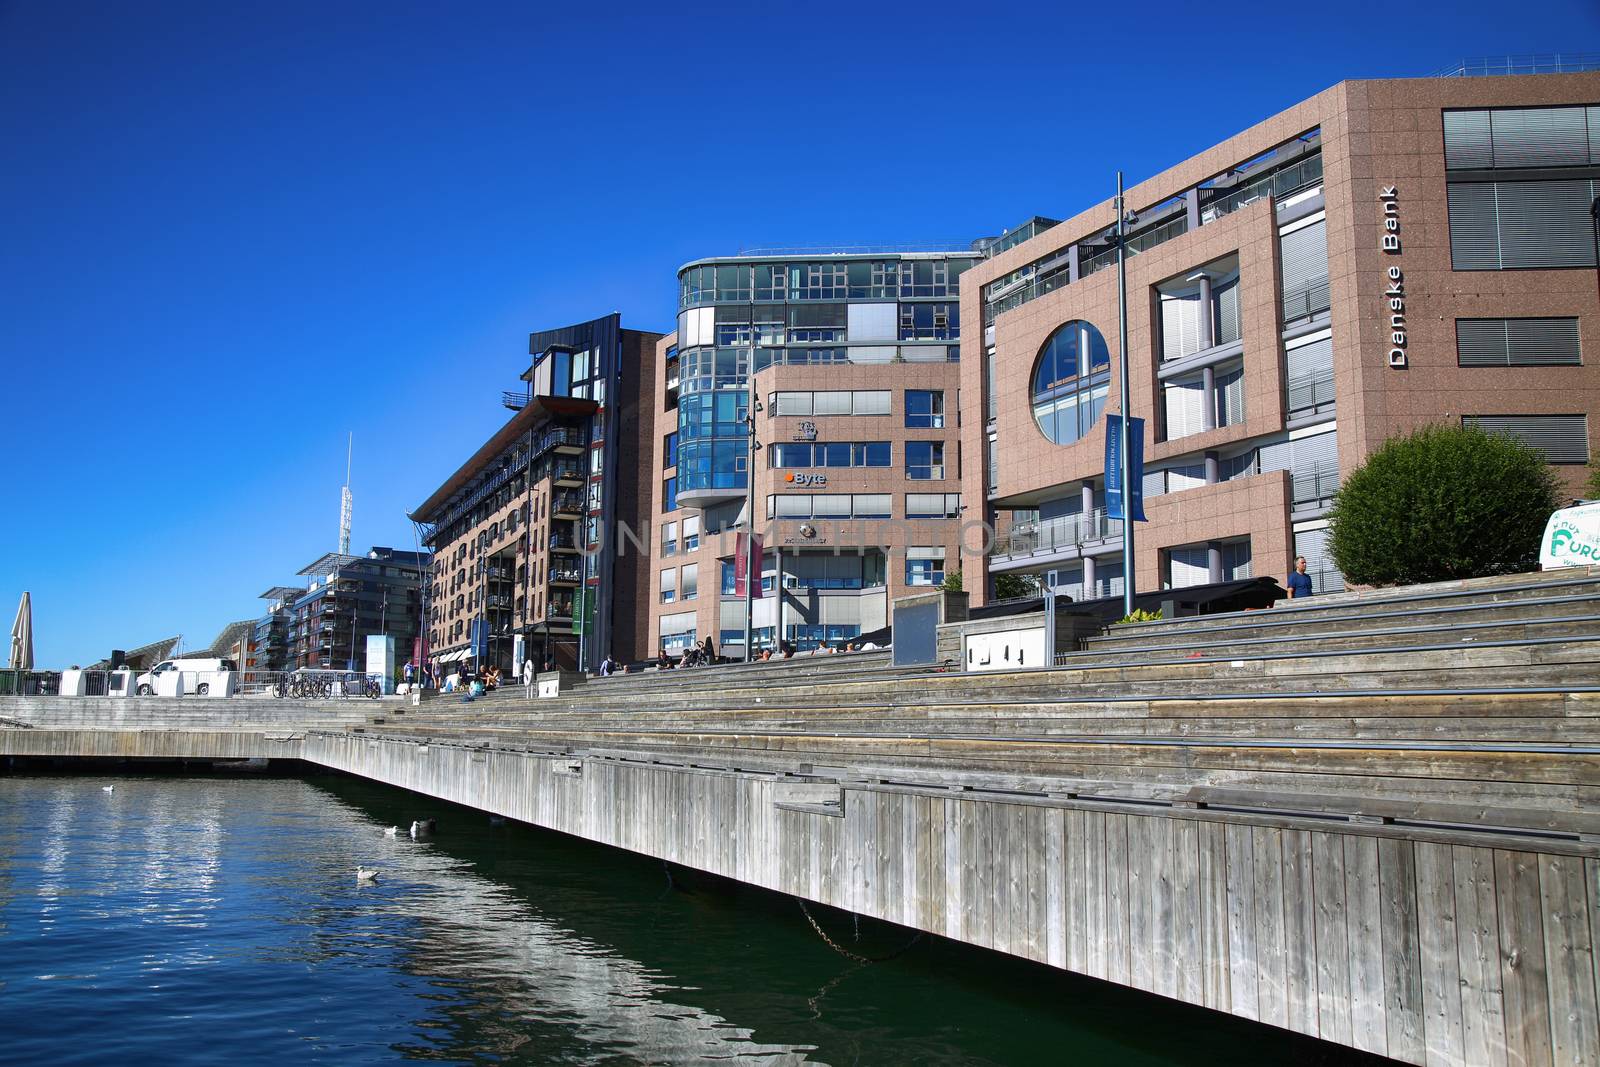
xmin=648 ymin=244 xmax=1005 ymax=656
xmin=285 ymin=546 xmax=428 ymax=672
xmin=411 ymin=313 xmax=662 ymax=673
xmin=253 ymin=587 xmax=300 ymax=674
xmin=961 ymin=69 xmax=1600 ymax=605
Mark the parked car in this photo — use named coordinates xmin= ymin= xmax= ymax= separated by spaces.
xmin=135 ymin=658 xmax=237 ymax=697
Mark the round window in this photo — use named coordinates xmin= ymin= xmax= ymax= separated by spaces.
xmin=1032 ymin=320 xmax=1112 ymax=445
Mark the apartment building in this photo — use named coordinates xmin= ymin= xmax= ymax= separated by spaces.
xmin=411 ymin=313 xmax=662 ymax=672
xmin=962 ymin=70 xmax=1600 ymax=604
xmin=286 ymin=547 xmax=428 ymax=671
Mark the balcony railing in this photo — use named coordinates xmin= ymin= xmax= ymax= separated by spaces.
xmin=552 ymin=492 xmax=584 ymax=514
xmin=1282 ymin=276 xmax=1331 ymax=322
xmin=549 ymin=533 xmax=579 ymax=551
xmin=991 ymin=508 xmax=1123 ymax=559
xmin=548 ymin=566 xmax=582 ymax=583
xmin=1292 ymin=464 xmax=1341 ymax=506
xmin=552 ymin=462 xmax=583 ymax=482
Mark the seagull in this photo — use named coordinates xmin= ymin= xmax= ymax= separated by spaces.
xmin=410 ymin=818 xmax=436 ymax=839
xmin=383 ymin=826 xmax=399 ymax=838
xmin=101 ymin=785 xmax=114 ymax=793
xmin=356 ymin=866 xmax=379 ymax=882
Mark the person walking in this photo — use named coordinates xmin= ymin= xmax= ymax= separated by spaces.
xmin=402 ymin=660 xmax=415 ymax=688
xmin=1287 ymin=556 xmax=1315 ymax=599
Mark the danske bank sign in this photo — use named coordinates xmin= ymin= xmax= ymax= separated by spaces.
xmin=1541 ymin=502 xmax=1600 ymax=569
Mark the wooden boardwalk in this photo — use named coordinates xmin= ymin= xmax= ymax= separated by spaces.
xmin=4 ymin=568 xmax=1599 ymax=1066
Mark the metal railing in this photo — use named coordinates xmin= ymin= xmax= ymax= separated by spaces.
xmin=1282 ymin=276 xmax=1332 ymax=322
xmin=1292 ymin=464 xmax=1341 ymax=506
xmin=0 ymin=669 xmax=58 ymax=695
xmin=1432 ymin=54 xmax=1600 ymax=78
xmin=735 ymin=241 xmax=975 ymax=256
xmin=992 ymin=508 xmax=1123 ymax=558
xmin=1201 ymin=153 xmax=1324 ymax=223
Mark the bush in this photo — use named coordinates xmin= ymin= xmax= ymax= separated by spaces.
xmin=1115 ymin=608 xmax=1163 ymax=624
xmin=1583 ymin=463 xmax=1600 ymax=502
xmin=1328 ymin=424 xmax=1559 ymax=586
xmin=993 ymin=573 xmax=1039 ymax=600
xmin=940 ymin=570 xmax=963 ymax=593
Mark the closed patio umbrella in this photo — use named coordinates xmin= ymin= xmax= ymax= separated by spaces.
xmin=10 ymin=591 xmax=33 ymax=670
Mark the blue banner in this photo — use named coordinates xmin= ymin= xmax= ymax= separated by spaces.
xmin=469 ymin=617 xmax=490 ymax=660
xmin=1104 ymin=414 xmax=1146 ymax=522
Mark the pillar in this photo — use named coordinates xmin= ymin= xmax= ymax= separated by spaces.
xmin=1196 ymin=272 xmax=1217 ymax=432
xmin=1081 ymin=480 xmax=1096 ymax=535
xmin=1082 ymin=555 xmax=1097 ymax=598
xmin=1205 ymin=450 xmax=1220 ymax=485
xmin=1207 ymin=541 xmax=1224 ymax=584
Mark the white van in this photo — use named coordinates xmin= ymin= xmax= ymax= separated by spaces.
xmin=135 ymin=658 xmax=236 ymax=697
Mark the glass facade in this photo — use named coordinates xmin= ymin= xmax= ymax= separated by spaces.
xmin=674 ymin=251 xmax=979 ymax=503
xmin=1032 ymin=320 xmax=1111 ymax=446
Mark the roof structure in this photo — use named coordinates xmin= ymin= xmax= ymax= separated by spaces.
xmin=187 ymin=620 xmax=257 ymax=659
xmin=260 ymin=585 xmax=304 ymax=601
xmin=86 ymin=635 xmax=180 ymax=671
xmin=408 ymin=395 xmax=598 ymax=523
xmin=296 ymin=553 xmax=362 ymax=579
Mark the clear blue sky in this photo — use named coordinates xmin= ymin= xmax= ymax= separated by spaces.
xmin=2 ymin=1 xmax=1597 ymax=666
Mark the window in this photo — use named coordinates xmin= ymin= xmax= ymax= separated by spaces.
xmin=1158 ymin=259 xmax=1241 ymax=361
xmin=771 ymin=390 xmax=892 ymax=416
xmin=905 ymin=547 xmax=946 ymax=587
xmin=906 ymin=441 xmax=945 ymax=480
xmin=683 ymin=515 xmax=700 ymax=550
xmin=659 ymin=568 xmax=677 ymax=603
xmin=1279 ymin=216 xmax=1330 ymax=320
xmin=1447 ymin=180 xmax=1599 ymax=270
xmin=681 ymin=564 xmax=698 ymax=600
xmin=767 ymin=494 xmax=892 ymax=520
xmin=770 ymin=442 xmax=891 ymax=468
xmin=663 ymin=476 xmax=678 ymax=512
xmin=899 ymin=302 xmax=959 ymax=341
xmin=663 ymin=432 xmax=678 ymax=468
xmin=1032 ymin=320 xmax=1111 ymax=446
xmin=1444 ymin=106 xmax=1600 ymax=171
xmin=906 ymin=390 xmax=945 ymax=428
xmin=659 ymin=611 xmax=697 ymax=653
xmin=1457 ymin=318 xmax=1582 ymax=366
xmin=1285 ymin=331 xmax=1335 ymax=415
xmin=1462 ymin=415 xmax=1590 ymax=464
xmin=661 ymin=521 xmax=678 ymax=557
xmin=906 ymin=493 xmax=961 ymax=519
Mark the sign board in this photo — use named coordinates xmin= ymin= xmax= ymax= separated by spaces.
xmin=469 ymin=618 xmax=489 ymax=661
xmin=1541 ymin=502 xmax=1600 ymax=569
xmin=1104 ymin=414 xmax=1147 ymax=522
xmin=734 ymin=532 xmax=765 ymax=598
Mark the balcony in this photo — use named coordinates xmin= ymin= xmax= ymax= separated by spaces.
xmin=552 ymin=492 xmax=584 ymax=518
xmin=989 ymin=508 xmax=1124 ymax=572
xmin=548 ymin=599 xmax=575 ymax=620
xmin=552 ymin=462 xmax=583 ymax=486
xmin=549 ymin=532 xmax=579 ymax=553
xmin=548 ymin=565 xmax=582 ymax=585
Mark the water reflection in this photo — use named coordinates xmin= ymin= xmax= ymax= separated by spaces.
xmin=0 ymin=774 xmax=1362 ymax=1067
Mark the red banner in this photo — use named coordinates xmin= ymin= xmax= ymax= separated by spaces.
xmin=734 ymin=532 xmax=765 ymax=598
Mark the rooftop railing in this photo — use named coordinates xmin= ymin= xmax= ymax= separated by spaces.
xmin=1431 ymin=54 xmax=1600 ymax=77
xmin=991 ymin=508 xmax=1123 ymax=559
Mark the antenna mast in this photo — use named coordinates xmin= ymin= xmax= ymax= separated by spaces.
xmin=339 ymin=432 xmax=353 ymax=556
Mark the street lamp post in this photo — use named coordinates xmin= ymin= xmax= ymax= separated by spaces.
xmin=1114 ymin=171 xmax=1137 ymax=618
xmin=742 ymin=331 xmax=762 ymax=662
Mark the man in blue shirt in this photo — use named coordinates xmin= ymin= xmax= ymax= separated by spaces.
xmin=1288 ymin=556 xmax=1315 ymax=599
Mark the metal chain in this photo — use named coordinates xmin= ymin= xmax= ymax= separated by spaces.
xmin=796 ymin=898 xmax=923 ymax=964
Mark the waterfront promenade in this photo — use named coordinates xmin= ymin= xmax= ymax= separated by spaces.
xmin=4 ymin=568 xmax=1598 ymax=1067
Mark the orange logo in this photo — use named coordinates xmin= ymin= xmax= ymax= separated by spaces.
xmin=785 ymin=473 xmax=795 ymax=482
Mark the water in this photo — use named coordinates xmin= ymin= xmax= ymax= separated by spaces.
xmin=0 ymin=772 xmax=1369 ymax=1065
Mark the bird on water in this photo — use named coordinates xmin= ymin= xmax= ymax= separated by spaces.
xmin=101 ymin=785 xmax=114 ymax=793
xmin=356 ymin=866 xmax=379 ymax=882
xmin=409 ymin=819 xmax=436 ymax=838
xmin=383 ymin=826 xmax=399 ymax=837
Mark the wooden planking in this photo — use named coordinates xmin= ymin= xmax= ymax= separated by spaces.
xmin=1313 ymin=831 xmax=1354 ymax=1047
xmin=1538 ymin=853 xmax=1600 ymax=1067
xmin=1254 ymin=826 xmax=1290 ymax=1028
xmin=1282 ymin=829 xmax=1320 ymax=1037
xmin=282 ymin=733 xmax=1600 ymax=1067
xmin=1198 ymin=820 xmax=1230 ymax=1011
xmin=1344 ymin=835 xmax=1389 ymax=1057
xmin=1046 ymin=807 xmax=1067 ymax=969
xmin=1105 ymin=813 xmax=1130 ymax=987
xmin=1417 ymin=841 xmax=1466 ymax=1066
xmin=943 ymin=796 xmax=963 ymax=942
xmin=1224 ymin=822 xmax=1259 ymax=1021
xmin=1379 ymin=838 xmax=1428 ymax=1063
xmin=1453 ymin=845 xmax=1508 ymax=1067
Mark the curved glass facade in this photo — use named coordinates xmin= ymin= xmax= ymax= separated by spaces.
xmin=1032 ymin=320 xmax=1111 ymax=446
xmin=674 ymin=253 xmax=978 ymax=501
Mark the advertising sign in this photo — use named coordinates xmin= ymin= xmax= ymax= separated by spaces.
xmin=734 ymin=532 xmax=765 ymax=598
xmin=1104 ymin=414 xmax=1147 ymax=522
xmin=1541 ymin=502 xmax=1600 ymax=569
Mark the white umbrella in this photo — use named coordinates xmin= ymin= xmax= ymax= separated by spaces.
xmin=9 ymin=591 xmax=33 ymax=670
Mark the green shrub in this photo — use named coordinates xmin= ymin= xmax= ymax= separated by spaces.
xmin=1115 ymin=608 xmax=1163 ymax=624
xmin=993 ymin=573 xmax=1039 ymax=600
xmin=940 ymin=570 xmax=963 ymax=593
xmin=1583 ymin=463 xmax=1600 ymax=502
xmin=1328 ymin=424 xmax=1559 ymax=586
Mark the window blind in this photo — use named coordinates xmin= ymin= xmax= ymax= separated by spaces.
xmin=1457 ymin=317 xmax=1582 ymax=366
xmin=1462 ymin=415 xmax=1589 ymax=464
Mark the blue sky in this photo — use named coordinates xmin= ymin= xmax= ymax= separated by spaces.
xmin=2 ymin=1 xmax=1598 ymax=666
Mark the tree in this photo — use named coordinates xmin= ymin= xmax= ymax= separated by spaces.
xmin=993 ymin=573 xmax=1039 ymax=600
xmin=1328 ymin=424 xmax=1559 ymax=586
xmin=1583 ymin=463 xmax=1600 ymax=502
xmin=940 ymin=570 xmax=963 ymax=593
